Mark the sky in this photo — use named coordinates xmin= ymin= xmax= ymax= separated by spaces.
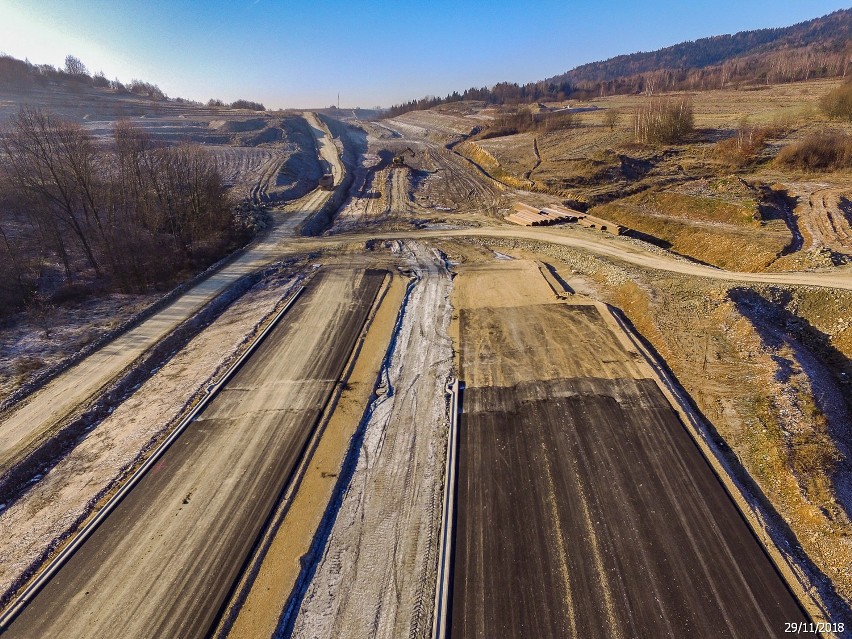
xmin=0 ymin=0 xmax=849 ymax=109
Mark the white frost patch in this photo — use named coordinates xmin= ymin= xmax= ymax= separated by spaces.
xmin=289 ymin=242 xmax=453 ymax=639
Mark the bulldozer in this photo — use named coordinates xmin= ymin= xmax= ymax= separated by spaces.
xmin=392 ymin=147 xmax=415 ymax=168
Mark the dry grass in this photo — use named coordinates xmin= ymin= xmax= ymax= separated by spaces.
xmin=592 ymin=192 xmax=788 ymax=271
xmin=776 ymin=132 xmax=852 ymax=170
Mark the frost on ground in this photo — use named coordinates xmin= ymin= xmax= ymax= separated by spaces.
xmin=0 ymin=293 xmax=159 ymax=404
xmin=288 ymin=242 xmax=453 ymax=639
xmin=0 ymin=268 xmax=303 ymax=603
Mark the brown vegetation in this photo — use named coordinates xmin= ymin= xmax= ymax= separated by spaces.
xmin=776 ymin=132 xmax=852 ymax=171
xmin=714 ymin=119 xmax=778 ymax=167
xmin=478 ymin=108 xmax=576 ymax=139
xmin=0 ymin=108 xmax=237 ymax=316
xmin=632 ymin=96 xmax=694 ymax=144
xmin=820 ymin=80 xmax=852 ymax=121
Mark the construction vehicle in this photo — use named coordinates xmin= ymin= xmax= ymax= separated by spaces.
xmin=392 ymin=147 xmax=415 ymax=167
xmin=319 ymin=173 xmax=334 ymax=190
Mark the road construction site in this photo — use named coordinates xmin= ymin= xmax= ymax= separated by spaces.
xmin=2 ymin=104 xmax=852 ymax=639
xmin=448 ymin=260 xmax=812 ymax=638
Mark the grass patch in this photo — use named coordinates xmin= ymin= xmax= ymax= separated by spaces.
xmin=776 ymin=132 xmax=852 ymax=170
xmin=591 ymin=191 xmax=786 ymax=270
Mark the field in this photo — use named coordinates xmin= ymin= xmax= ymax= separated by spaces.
xmin=449 ymin=260 xmax=812 ymax=638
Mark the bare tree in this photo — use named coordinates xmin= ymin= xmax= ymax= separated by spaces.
xmin=1 ymin=108 xmax=102 ymax=276
xmin=64 ymin=55 xmax=88 ymax=76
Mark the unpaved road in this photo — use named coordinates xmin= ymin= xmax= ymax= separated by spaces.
xmin=285 ymin=226 xmax=852 ymax=291
xmin=0 ymin=117 xmax=339 ymax=485
xmin=449 ymin=263 xmax=814 ymax=638
xmin=305 ymin=112 xmax=343 ymax=186
xmin=2 ymin=268 xmax=385 ymax=639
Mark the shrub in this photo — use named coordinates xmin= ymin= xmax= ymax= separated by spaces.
xmin=633 ymin=96 xmax=694 ymax=144
xmin=129 ymin=80 xmax=166 ymax=100
xmin=715 ymin=122 xmax=771 ymax=167
xmin=230 ymin=99 xmax=266 ymax=111
xmin=92 ymin=72 xmax=110 ymax=88
xmin=820 ymin=81 xmax=852 ymax=121
xmin=479 ymin=107 xmax=576 ymax=139
xmin=776 ymin=132 xmax=852 ymax=170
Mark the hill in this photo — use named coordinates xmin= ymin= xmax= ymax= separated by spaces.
xmin=387 ymin=8 xmax=852 ymax=115
xmin=550 ymin=8 xmax=852 ymax=96
xmin=0 ymin=54 xmax=266 ymax=122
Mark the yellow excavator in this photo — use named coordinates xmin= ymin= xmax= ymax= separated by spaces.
xmin=392 ymin=147 xmax=415 ymax=167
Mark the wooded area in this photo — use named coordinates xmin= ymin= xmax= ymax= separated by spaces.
xmin=0 ymin=108 xmax=237 ymax=316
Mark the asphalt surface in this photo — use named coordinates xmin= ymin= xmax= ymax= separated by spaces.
xmin=449 ymin=307 xmax=815 ymax=639
xmin=3 ymin=268 xmax=385 ymax=639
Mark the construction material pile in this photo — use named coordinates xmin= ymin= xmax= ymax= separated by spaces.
xmin=505 ymin=202 xmax=579 ymax=226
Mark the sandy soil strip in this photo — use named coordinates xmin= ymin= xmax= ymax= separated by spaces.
xmin=286 ymin=242 xmax=453 ymax=639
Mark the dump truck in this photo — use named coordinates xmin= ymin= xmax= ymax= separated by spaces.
xmin=319 ymin=173 xmax=334 ymax=190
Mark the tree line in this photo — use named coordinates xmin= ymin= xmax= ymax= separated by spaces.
xmin=0 ymin=108 xmax=237 ymax=315
xmin=206 ymin=98 xmax=267 ymax=111
xmin=0 ymin=54 xmax=177 ymax=102
xmin=385 ymin=80 xmax=573 ymax=118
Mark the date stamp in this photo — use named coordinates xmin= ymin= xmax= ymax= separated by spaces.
xmin=785 ymin=621 xmax=844 ymax=634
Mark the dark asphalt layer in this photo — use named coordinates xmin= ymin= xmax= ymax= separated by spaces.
xmin=450 ymin=376 xmax=814 ymax=638
xmin=4 ymin=269 xmax=385 ymax=639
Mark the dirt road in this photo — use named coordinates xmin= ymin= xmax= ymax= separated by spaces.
xmin=2 ymin=269 xmax=384 ymax=639
xmin=305 ymin=112 xmax=343 ymax=186
xmin=280 ymin=226 xmax=852 ymax=291
xmin=448 ymin=261 xmax=814 ymax=638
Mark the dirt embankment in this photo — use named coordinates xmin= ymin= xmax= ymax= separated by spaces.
xmin=454 ymin=140 xmax=536 ymax=190
xmin=592 ymin=187 xmax=792 ymax=272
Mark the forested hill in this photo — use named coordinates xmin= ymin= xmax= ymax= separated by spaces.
xmin=549 ymin=8 xmax=852 ymax=96
xmin=386 ymin=8 xmax=852 ymax=116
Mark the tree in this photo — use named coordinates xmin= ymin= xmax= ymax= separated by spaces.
xmin=0 ymin=108 xmax=102 ymax=279
xmin=603 ymin=109 xmax=621 ymax=131
xmin=64 ymin=55 xmax=88 ymax=76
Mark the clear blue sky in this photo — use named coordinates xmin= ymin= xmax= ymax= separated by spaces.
xmin=1 ymin=0 xmax=849 ymax=108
